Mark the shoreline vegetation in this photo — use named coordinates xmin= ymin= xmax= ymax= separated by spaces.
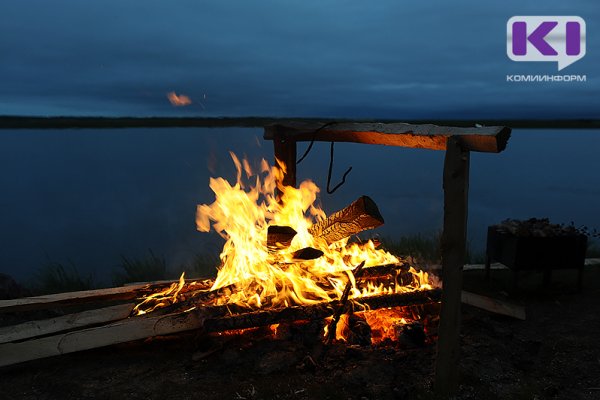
xmin=17 ymin=233 xmax=600 ymax=296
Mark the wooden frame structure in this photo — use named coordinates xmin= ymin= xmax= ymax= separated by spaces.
xmin=264 ymin=121 xmax=511 ymax=396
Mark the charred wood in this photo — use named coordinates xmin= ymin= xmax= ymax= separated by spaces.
xmin=202 ymin=288 xmax=442 ymax=332
xmin=290 ymin=247 xmax=324 ymax=261
xmin=267 ymin=225 xmax=297 ymax=250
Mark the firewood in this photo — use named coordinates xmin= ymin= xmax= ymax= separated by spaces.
xmin=308 ymin=196 xmax=384 ymax=244
xmin=290 ymin=247 xmax=324 ymax=261
xmin=203 ymin=288 xmax=442 ymax=332
xmin=0 ymin=310 xmax=205 ymax=367
xmin=0 ymin=289 xmax=440 ymax=367
xmin=0 ymin=303 xmax=135 ymax=344
xmin=325 ymin=261 xmax=366 ymax=344
xmin=0 ymin=280 xmax=213 ymax=314
xmin=267 ymin=225 xmax=297 ymax=250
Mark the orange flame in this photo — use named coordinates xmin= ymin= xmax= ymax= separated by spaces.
xmin=194 ymin=153 xmax=430 ymax=309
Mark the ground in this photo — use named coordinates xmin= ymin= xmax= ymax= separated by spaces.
xmin=1 ymin=266 xmax=599 ymax=400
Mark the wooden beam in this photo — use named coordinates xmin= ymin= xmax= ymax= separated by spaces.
xmin=273 ymin=126 xmax=297 ymax=191
xmin=0 ymin=116 xmax=598 ymax=130
xmin=0 ymin=303 xmax=135 ymax=344
xmin=435 ymin=136 xmax=470 ymax=396
xmin=0 ymin=310 xmax=204 ymax=367
xmin=460 ymin=291 xmax=526 ymax=320
xmin=265 ymin=122 xmax=511 ymax=153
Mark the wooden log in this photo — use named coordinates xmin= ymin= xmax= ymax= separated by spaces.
xmin=0 ymin=289 xmax=441 ymax=367
xmin=264 ymin=122 xmax=511 ymax=153
xmin=290 ymin=247 xmax=324 ymax=261
xmin=325 ymin=261 xmax=366 ymax=344
xmin=267 ymin=225 xmax=297 ymax=250
xmin=203 ymin=288 xmax=442 ymax=332
xmin=435 ymin=136 xmax=470 ymax=396
xmin=460 ymin=291 xmax=526 ymax=320
xmin=0 ymin=310 xmax=205 ymax=367
xmin=139 ymin=263 xmax=412 ymax=316
xmin=0 ymin=279 xmax=214 ymax=314
xmin=0 ymin=303 xmax=135 ymax=344
xmin=308 ymin=196 xmax=384 ymax=244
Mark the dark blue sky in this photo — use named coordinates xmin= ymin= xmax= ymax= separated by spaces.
xmin=0 ymin=0 xmax=598 ymax=118
xmin=0 ymin=2 xmax=599 ymax=283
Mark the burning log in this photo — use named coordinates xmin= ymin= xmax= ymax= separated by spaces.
xmin=203 ymin=288 xmax=442 ymax=332
xmin=325 ymin=261 xmax=366 ymax=345
xmin=0 ymin=289 xmax=441 ymax=367
xmin=152 ymin=263 xmax=411 ymax=316
xmin=308 ymin=196 xmax=384 ymax=244
xmin=0 ymin=281 xmax=207 ymax=314
xmin=267 ymin=225 xmax=297 ymax=250
xmin=290 ymin=247 xmax=324 ymax=261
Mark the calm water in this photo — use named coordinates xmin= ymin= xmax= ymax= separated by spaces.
xmin=1 ymin=128 xmax=599 ymax=283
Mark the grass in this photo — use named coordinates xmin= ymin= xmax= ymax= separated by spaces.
xmin=381 ymin=234 xmax=441 ymax=264
xmin=112 ymin=250 xmax=167 ymax=286
xmin=182 ymin=252 xmax=221 ymax=279
xmin=33 ymin=261 xmax=94 ymax=295
xmin=26 ymin=235 xmax=597 ymax=294
xmin=587 ymin=239 xmax=600 ymax=258
xmin=381 ymin=233 xmax=485 ymax=265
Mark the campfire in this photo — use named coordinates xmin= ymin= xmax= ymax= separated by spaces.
xmin=133 ymin=153 xmax=438 ymax=344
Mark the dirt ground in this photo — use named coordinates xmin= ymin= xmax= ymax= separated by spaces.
xmin=1 ymin=265 xmax=599 ymax=400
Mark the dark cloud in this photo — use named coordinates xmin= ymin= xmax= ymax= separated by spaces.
xmin=0 ymin=0 xmax=597 ymax=117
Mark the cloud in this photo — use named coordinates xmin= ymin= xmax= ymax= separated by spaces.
xmin=167 ymin=92 xmax=192 ymax=107
xmin=0 ymin=0 xmax=598 ymax=118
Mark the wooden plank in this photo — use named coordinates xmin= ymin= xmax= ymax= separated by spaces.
xmin=265 ymin=122 xmax=511 ymax=153
xmin=0 ymin=303 xmax=135 ymax=344
xmin=0 ymin=279 xmax=214 ymax=314
xmin=0 ymin=310 xmax=204 ymax=367
xmin=460 ymin=291 xmax=526 ymax=320
xmin=435 ymin=136 xmax=470 ymax=396
xmin=0 ymin=116 xmax=597 ymax=130
xmin=0 ymin=286 xmax=147 ymax=313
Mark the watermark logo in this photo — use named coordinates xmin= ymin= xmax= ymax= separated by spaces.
xmin=507 ymin=16 xmax=586 ymax=71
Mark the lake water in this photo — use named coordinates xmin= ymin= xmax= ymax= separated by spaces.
xmin=1 ymin=128 xmax=599 ymax=284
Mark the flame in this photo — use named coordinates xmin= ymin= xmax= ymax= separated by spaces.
xmin=167 ymin=91 xmax=192 ymax=106
xmin=193 ymin=153 xmax=430 ymax=310
xmin=133 ymin=273 xmax=187 ymax=315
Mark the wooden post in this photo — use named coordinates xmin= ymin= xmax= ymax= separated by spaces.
xmin=272 ymin=129 xmax=297 ymax=195
xmin=435 ymin=136 xmax=470 ymax=396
